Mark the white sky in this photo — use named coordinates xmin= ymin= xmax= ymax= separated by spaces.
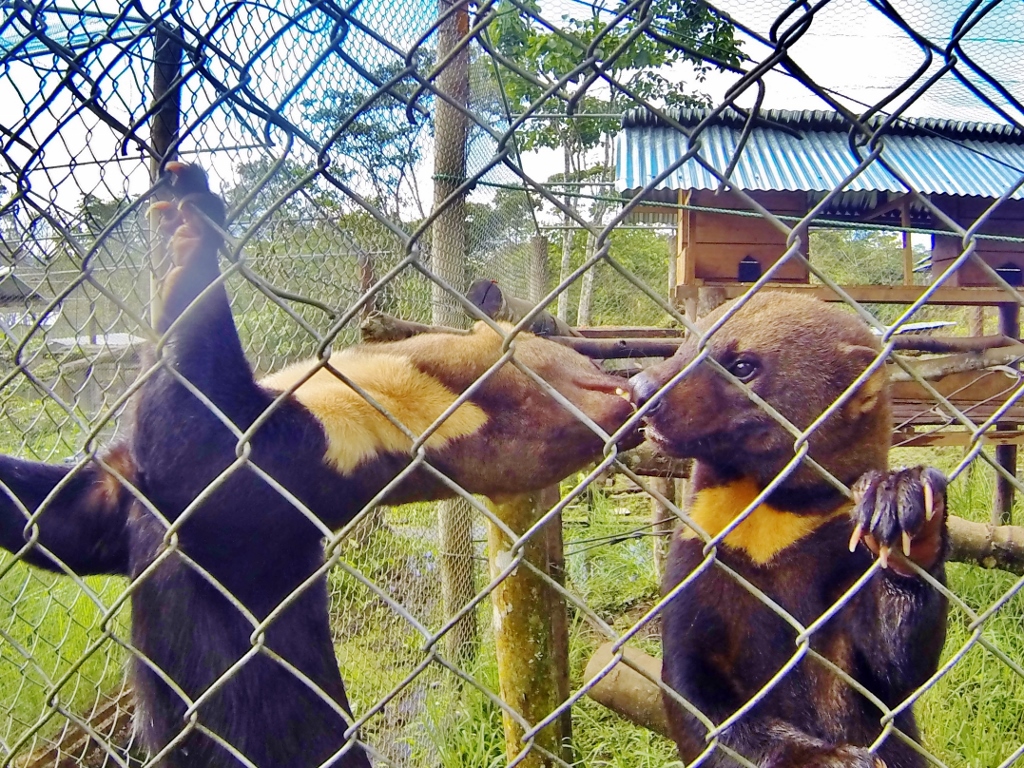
xmin=3 ymin=0 xmax=1023 ymax=224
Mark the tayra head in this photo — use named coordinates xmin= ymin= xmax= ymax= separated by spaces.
xmin=263 ymin=322 xmax=641 ymax=500
xmin=383 ymin=322 xmax=642 ymax=495
xmin=629 ymin=292 xmax=891 ymax=491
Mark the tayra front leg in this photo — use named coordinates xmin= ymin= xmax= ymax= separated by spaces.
xmin=850 ymin=467 xmax=949 ymax=699
xmin=149 ymin=161 xmax=228 ymax=335
xmin=145 ymin=162 xmax=263 ymax=421
xmin=0 ymin=446 xmax=134 ymax=576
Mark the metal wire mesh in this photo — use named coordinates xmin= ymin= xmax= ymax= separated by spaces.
xmin=2 ymin=0 xmax=1024 ymax=767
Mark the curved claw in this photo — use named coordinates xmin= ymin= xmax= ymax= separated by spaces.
xmin=848 ymin=523 xmax=864 ymax=553
xmin=877 ymin=545 xmax=890 ymax=569
xmin=902 ymin=530 xmax=913 ymax=557
xmin=923 ymin=479 xmax=935 ymax=521
xmin=149 ymin=201 xmax=174 ymax=214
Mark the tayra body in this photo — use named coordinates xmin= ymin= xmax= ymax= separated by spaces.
xmin=631 ymin=292 xmax=948 ymax=768
xmin=0 ymin=164 xmax=636 ymax=768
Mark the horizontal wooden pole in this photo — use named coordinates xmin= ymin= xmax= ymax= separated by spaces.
xmin=584 ymin=643 xmax=670 ymax=738
xmin=675 ymin=282 xmax=1024 ymax=307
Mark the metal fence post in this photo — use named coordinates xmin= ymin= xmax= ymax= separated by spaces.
xmin=148 ymin=22 xmax=183 ymax=325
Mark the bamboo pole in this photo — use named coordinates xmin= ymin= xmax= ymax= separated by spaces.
xmin=487 ymin=491 xmax=568 ymax=766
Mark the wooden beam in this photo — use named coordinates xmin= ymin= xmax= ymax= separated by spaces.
xmin=675 ymin=282 xmax=1024 ymax=307
xmin=575 ymin=327 xmax=683 ymax=339
xmin=995 ymin=303 xmax=1020 ymax=525
xmin=860 ymin=192 xmax=916 ymax=222
xmin=894 ymin=430 xmax=1024 ymax=448
xmin=901 ymin=200 xmax=914 ymax=285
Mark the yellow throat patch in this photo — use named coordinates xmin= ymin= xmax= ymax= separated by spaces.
xmin=681 ymin=477 xmax=849 ymax=566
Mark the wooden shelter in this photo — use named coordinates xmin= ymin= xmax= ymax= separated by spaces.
xmin=618 ymin=107 xmax=1024 ymax=520
xmin=619 ymin=107 xmax=1024 ymax=311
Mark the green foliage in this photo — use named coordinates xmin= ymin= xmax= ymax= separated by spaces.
xmin=226 ymin=157 xmax=346 ymax=223
xmin=302 ymin=54 xmax=433 ymax=217
xmin=543 ymin=225 xmax=674 ymax=327
xmin=811 ymin=228 xmax=908 ymax=286
xmin=487 ymin=0 xmax=743 ymax=153
xmin=810 ymin=227 xmax=974 ymax=331
xmin=0 ymin=556 xmax=129 ymax=749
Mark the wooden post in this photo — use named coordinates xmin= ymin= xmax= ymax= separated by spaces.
xmin=431 ymin=0 xmax=477 ymax=663
xmin=529 ymin=235 xmax=549 ymax=305
xmin=676 ymin=190 xmax=696 ymax=319
xmin=994 ymin=302 xmax=1020 ymax=525
xmin=148 ymin=23 xmax=183 ymax=324
xmin=540 ymin=486 xmax=572 ymax=762
xmin=487 ymin=491 xmax=569 ymax=766
xmin=901 ymin=201 xmax=914 ymax=285
xmin=649 ymin=477 xmax=675 ymax=578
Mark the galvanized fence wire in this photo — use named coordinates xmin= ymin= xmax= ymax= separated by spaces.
xmin=2 ymin=0 xmax=1024 ymax=765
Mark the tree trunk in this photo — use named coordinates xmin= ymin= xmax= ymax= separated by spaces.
xmin=430 ymin=0 xmax=476 ymax=664
xmin=488 ymin=491 xmax=569 ymax=766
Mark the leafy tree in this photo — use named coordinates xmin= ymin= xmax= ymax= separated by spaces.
xmin=302 ymin=55 xmax=433 ymax=219
xmin=225 ymin=157 xmax=345 ymax=224
xmin=483 ymin=0 xmax=743 ymax=321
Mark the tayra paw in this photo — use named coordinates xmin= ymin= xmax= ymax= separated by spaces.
xmin=150 ymin=161 xmax=226 ymax=264
xmin=763 ymin=737 xmax=887 ymax=768
xmin=849 ymin=466 xmax=947 ymax=576
xmin=148 ymin=162 xmax=228 ymax=332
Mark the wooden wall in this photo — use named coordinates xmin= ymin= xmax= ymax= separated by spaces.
xmin=678 ymin=190 xmax=810 ymax=285
xmin=932 ymin=196 xmax=1024 ymax=286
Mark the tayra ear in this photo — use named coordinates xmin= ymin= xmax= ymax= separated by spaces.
xmin=839 ymin=344 xmax=888 ymax=418
xmin=468 ymin=279 xmax=503 ymax=318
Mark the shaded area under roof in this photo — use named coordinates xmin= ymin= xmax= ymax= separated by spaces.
xmin=0 ymin=271 xmax=46 ymax=303
xmin=617 ymin=107 xmax=1024 ymax=202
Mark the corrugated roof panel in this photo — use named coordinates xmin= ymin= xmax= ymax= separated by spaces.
xmin=618 ymin=122 xmax=1024 ymax=201
xmin=622 ymin=106 xmax=1024 ymax=144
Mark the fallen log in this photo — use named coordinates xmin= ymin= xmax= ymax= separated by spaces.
xmin=948 ymin=515 xmax=1024 ymax=574
xmin=583 ymin=643 xmax=669 ymax=738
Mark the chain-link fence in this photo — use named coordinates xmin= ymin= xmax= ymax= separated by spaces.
xmin=2 ymin=0 xmax=1024 ymax=766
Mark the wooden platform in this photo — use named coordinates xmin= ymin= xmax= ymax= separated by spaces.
xmin=891 ymin=367 xmax=1024 ymax=447
xmin=675 ymin=281 xmax=1024 ymax=306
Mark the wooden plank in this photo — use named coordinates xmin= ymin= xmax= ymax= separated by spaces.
xmin=892 ymin=401 xmax=1024 ymax=424
xmin=691 ymin=212 xmax=788 ymax=245
xmin=575 ymin=327 xmax=683 ymax=339
xmin=689 ymin=243 xmax=809 ymax=282
xmin=679 ymin=190 xmax=695 ymax=286
xmin=674 ymin=282 xmax=1024 ymax=306
xmin=891 ymin=369 xmax=1021 ymax=403
xmin=691 ymin=188 xmax=807 ymax=213
xmin=895 ymin=430 xmax=1024 ymax=447
xmin=901 ymin=202 xmax=913 ymax=285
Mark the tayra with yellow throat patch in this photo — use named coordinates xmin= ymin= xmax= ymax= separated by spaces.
xmin=631 ymin=292 xmax=948 ymax=768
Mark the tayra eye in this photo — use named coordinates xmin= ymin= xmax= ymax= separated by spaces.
xmin=729 ymin=358 xmax=759 ymax=382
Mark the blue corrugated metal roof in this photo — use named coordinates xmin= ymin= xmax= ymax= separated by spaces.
xmin=0 ymin=10 xmax=148 ymax=61
xmin=617 ymin=110 xmax=1024 ymax=200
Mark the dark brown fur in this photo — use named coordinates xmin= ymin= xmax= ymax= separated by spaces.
xmin=630 ymin=292 xmax=948 ymax=768
xmin=0 ymin=164 xmax=637 ymax=768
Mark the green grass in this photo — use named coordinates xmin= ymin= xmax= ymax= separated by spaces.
xmin=0 ymin=555 xmax=130 ymax=754
xmin=899 ymin=447 xmax=1024 ymax=767
xmin=2 ymin=436 xmax=1024 ymax=765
